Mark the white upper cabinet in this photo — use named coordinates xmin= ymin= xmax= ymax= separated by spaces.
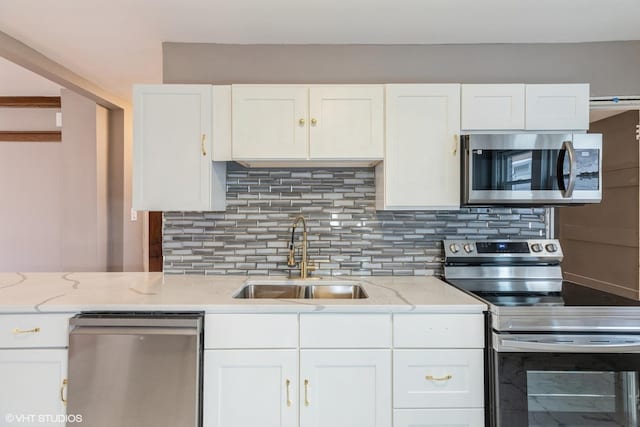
xmin=377 ymin=84 xmax=461 ymax=210
xmin=231 ymin=85 xmax=383 ymax=163
xmin=308 ymin=86 xmax=383 ymax=160
xmin=232 ymin=86 xmax=308 ymax=160
xmin=462 ymin=83 xmax=590 ymax=131
xmin=461 ymin=84 xmax=526 ymax=130
xmin=525 ymin=84 xmax=590 ymax=130
xmin=133 ymin=84 xmax=228 ymax=211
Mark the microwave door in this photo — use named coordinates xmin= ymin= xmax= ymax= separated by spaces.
xmin=464 ymin=133 xmax=602 ymax=205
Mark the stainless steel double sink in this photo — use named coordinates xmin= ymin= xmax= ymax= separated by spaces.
xmin=234 ymin=279 xmax=368 ymax=299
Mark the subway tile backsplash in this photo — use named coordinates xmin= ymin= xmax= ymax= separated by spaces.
xmin=163 ymin=163 xmax=548 ymax=276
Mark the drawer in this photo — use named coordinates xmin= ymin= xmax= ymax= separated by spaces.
xmin=393 ymin=314 xmax=483 ymax=348
xmin=394 ymin=409 xmax=484 ymax=427
xmin=0 ymin=314 xmax=73 ymax=348
xmin=394 ymin=349 xmax=484 ymax=408
xmin=300 ymin=314 xmax=391 ymax=348
xmin=205 ymin=314 xmax=297 ymax=349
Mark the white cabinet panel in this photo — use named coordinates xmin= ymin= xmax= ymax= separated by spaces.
xmin=394 ymin=409 xmax=485 ymax=427
xmin=526 ymin=84 xmax=590 ymax=130
xmin=232 ymin=85 xmax=308 ymax=160
xmin=393 ymin=314 xmax=484 ymax=348
xmin=299 ymin=314 xmax=391 ymax=348
xmin=204 ymin=350 xmax=298 ymax=427
xmin=394 ymin=349 xmax=484 ymax=409
xmin=133 ymin=84 xmax=226 ymax=211
xmin=309 ymin=86 xmax=383 ymax=160
xmin=0 ymin=349 xmax=67 ymax=426
xmin=300 ymin=349 xmax=391 ymax=427
xmin=205 ymin=314 xmax=298 ymax=349
xmin=462 ymin=84 xmax=525 ymax=130
xmin=379 ymin=84 xmax=460 ymax=210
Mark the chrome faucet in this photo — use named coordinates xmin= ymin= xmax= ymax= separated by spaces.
xmin=287 ymin=215 xmax=316 ymax=279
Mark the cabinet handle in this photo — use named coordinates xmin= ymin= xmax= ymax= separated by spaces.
xmin=425 ymin=374 xmax=453 ymax=381
xmin=304 ymin=379 xmax=310 ymax=406
xmin=310 ymin=118 xmax=317 ymax=126
xmin=201 ymin=134 xmax=207 ymax=157
xmin=60 ymin=379 xmax=68 ymax=405
xmin=285 ymin=379 xmax=292 ymax=407
xmin=12 ymin=327 xmax=40 ymax=334
xmin=299 ymin=118 xmax=305 ymax=126
xmin=452 ymin=134 xmax=459 ymax=156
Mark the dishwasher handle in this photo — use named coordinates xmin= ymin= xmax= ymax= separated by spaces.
xmin=70 ymin=314 xmax=202 ymax=330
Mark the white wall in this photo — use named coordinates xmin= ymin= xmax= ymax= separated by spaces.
xmin=0 ymin=142 xmax=63 ymax=270
xmin=0 ymin=89 xmax=109 ymax=271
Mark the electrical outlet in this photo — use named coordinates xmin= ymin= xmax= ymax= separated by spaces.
xmin=131 ymin=208 xmax=138 ymax=221
xmin=55 ymin=112 xmax=62 ymax=128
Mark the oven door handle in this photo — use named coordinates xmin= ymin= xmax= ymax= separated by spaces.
xmin=499 ymin=339 xmax=640 ymax=353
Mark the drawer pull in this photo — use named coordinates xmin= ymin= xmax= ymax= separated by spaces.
xmin=304 ymin=379 xmax=310 ymax=406
xmin=425 ymin=374 xmax=453 ymax=381
xmin=12 ymin=327 xmax=41 ymax=334
xmin=285 ymin=379 xmax=292 ymax=407
xmin=60 ymin=379 xmax=68 ymax=405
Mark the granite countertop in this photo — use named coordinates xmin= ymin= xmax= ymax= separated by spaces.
xmin=0 ymin=273 xmax=486 ymax=314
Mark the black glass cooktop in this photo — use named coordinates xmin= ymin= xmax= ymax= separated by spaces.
xmin=471 ymin=281 xmax=640 ymax=308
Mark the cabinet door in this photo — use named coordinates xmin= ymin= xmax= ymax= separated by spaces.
xmin=309 ymin=86 xmax=384 ymax=160
xmin=526 ymin=84 xmax=590 ymax=130
xmin=0 ymin=349 xmax=67 ymax=426
xmin=232 ymin=86 xmax=308 ymax=160
xmin=133 ymin=84 xmax=213 ymax=211
xmin=461 ymin=84 xmax=525 ymax=130
xmin=204 ymin=350 xmax=297 ymax=427
xmin=380 ymin=84 xmax=460 ymax=210
xmin=300 ymin=349 xmax=391 ymax=427
xmin=394 ymin=409 xmax=485 ymax=427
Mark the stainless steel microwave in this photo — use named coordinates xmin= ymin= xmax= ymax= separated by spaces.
xmin=462 ymin=133 xmax=602 ymax=206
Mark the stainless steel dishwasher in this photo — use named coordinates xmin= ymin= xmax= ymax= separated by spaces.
xmin=67 ymin=312 xmax=203 ymax=427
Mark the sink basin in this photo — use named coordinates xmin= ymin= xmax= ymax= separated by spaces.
xmin=233 ymin=280 xmax=368 ymax=299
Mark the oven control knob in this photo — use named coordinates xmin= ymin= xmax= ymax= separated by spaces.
xmin=463 ymin=243 xmax=474 ymax=253
xmin=545 ymin=243 xmax=558 ymax=253
xmin=449 ymin=243 xmax=460 ymax=254
xmin=531 ymin=243 xmax=543 ymax=253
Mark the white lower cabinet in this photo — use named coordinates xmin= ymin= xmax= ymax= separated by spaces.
xmin=393 ymin=409 xmax=485 ymax=427
xmin=204 ymin=350 xmax=298 ymax=427
xmin=299 ymin=350 xmax=392 ymax=427
xmin=0 ymin=349 xmax=68 ymax=427
xmin=203 ymin=313 xmax=482 ymax=427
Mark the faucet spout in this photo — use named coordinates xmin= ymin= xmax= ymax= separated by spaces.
xmin=287 ymin=216 xmax=314 ymax=279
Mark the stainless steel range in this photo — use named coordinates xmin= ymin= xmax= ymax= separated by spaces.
xmin=444 ymin=239 xmax=640 ymax=427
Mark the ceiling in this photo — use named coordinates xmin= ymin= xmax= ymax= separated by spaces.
xmin=0 ymin=57 xmax=62 ymax=96
xmin=1 ymin=0 xmax=639 ymax=100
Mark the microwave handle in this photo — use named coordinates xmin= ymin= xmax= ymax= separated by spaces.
xmin=556 ymin=140 xmax=577 ymax=198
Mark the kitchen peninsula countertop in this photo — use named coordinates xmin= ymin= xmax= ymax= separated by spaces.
xmin=0 ymin=273 xmax=485 ymax=314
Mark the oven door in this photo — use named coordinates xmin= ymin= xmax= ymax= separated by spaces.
xmin=491 ymin=333 xmax=640 ymax=427
xmin=463 ymin=133 xmax=602 ymax=205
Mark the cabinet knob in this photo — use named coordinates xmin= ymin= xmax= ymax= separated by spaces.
xmin=299 ymin=118 xmax=305 ymax=126
xmin=304 ymin=379 xmax=310 ymax=406
xmin=452 ymin=134 xmax=459 ymax=156
xmin=310 ymin=118 xmax=317 ymax=126
xmin=285 ymin=379 xmax=292 ymax=407
xmin=12 ymin=327 xmax=40 ymax=334
xmin=425 ymin=374 xmax=453 ymax=381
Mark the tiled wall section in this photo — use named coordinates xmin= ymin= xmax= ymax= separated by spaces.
xmin=164 ymin=163 xmax=548 ymax=276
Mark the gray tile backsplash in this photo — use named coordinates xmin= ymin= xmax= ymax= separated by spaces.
xmin=164 ymin=163 xmax=548 ymax=276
